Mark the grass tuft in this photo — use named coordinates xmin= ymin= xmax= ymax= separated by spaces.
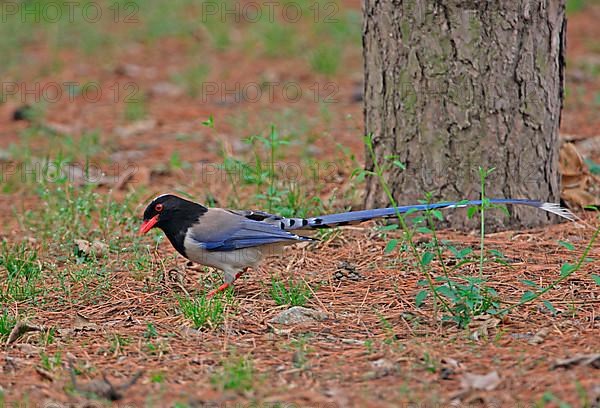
xmin=0 ymin=241 xmax=43 ymax=302
xmin=211 ymin=354 xmax=255 ymax=392
xmin=178 ymin=291 xmax=234 ymax=329
xmin=269 ymin=277 xmax=313 ymax=307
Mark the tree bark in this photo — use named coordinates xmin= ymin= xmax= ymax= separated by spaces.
xmin=363 ymin=0 xmax=566 ymax=230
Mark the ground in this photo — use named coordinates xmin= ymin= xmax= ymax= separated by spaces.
xmin=0 ymin=1 xmax=599 ymax=407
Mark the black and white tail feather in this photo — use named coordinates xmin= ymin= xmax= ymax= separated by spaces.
xmin=232 ymin=199 xmax=577 ymax=232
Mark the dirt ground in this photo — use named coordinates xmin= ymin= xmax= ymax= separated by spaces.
xmin=0 ymin=2 xmax=599 ymax=407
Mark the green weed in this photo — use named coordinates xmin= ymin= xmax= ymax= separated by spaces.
xmin=269 ymin=277 xmax=313 ymax=306
xmin=123 ymin=94 xmax=148 ymax=122
xmin=364 ymin=133 xmax=600 ymax=327
xmin=109 ymin=334 xmax=131 ymax=356
xmin=566 ymin=0 xmax=586 ymax=14
xmin=178 ymin=291 xmax=234 ymax=329
xmin=218 ymin=124 xmax=325 ymax=216
xmin=258 ymin=23 xmax=298 ymax=57
xmin=287 ymin=334 xmax=314 ymax=370
xmin=0 ymin=310 xmax=17 ymax=340
xmin=39 ymin=327 xmax=56 ymax=346
xmin=0 ymin=241 xmax=43 ymax=302
xmin=171 ymin=64 xmax=210 ymax=98
xmin=40 ymin=351 xmax=62 ymax=371
xmin=211 ymin=354 xmax=255 ymax=392
xmin=309 ymin=44 xmax=341 ymax=76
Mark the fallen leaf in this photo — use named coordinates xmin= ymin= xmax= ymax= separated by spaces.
xmin=74 ymin=239 xmax=108 ymax=257
xmin=114 ymin=119 xmax=156 ymax=138
xmin=113 ymin=166 xmax=138 ymax=190
xmin=440 ymin=357 xmax=462 ymax=379
xmin=6 ymin=321 xmax=43 ymax=345
xmin=74 ymin=313 xmax=98 ymax=331
xmin=362 ymin=358 xmax=398 ymax=380
xmin=469 ymin=315 xmax=500 ymax=340
xmin=17 ymin=343 xmax=40 ymax=356
xmin=148 ymin=81 xmax=185 ymax=98
xmin=559 ymin=142 xmax=600 ymax=208
xmin=528 ymin=327 xmax=550 ymax=345
xmin=551 ymin=354 xmax=600 ymax=370
xmin=69 ymin=359 xmax=143 ymax=401
xmin=35 ymin=366 xmax=55 ymax=382
xmin=460 ymin=371 xmax=502 ymax=391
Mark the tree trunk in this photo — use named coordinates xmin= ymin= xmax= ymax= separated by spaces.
xmin=363 ymin=1 xmax=566 ymax=230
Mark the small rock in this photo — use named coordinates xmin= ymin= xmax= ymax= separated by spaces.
xmin=44 ymin=121 xmax=76 ymax=135
xmin=551 ymin=354 xmax=600 ymax=370
xmin=17 ymin=343 xmax=40 ymax=356
xmin=149 ymin=82 xmax=185 ymax=98
xmin=460 ymin=370 xmax=502 ymax=391
xmin=231 ymin=139 xmax=252 ymax=154
xmin=114 ymin=119 xmax=156 ymax=138
xmin=115 ymin=63 xmax=142 ymax=77
xmin=469 ymin=315 xmax=501 ymax=341
xmin=65 ymin=164 xmax=105 ymax=186
xmin=73 ymin=313 xmax=98 ymax=331
xmin=74 ymin=239 xmax=109 ymax=257
xmin=305 ymin=145 xmax=323 ymax=156
xmin=6 ymin=321 xmax=43 ymax=344
xmin=269 ymin=307 xmax=328 ymax=325
xmin=363 ymin=358 xmax=397 ymax=380
xmin=510 ymin=332 xmax=534 ymax=341
xmin=528 ymin=327 xmax=550 ymax=345
xmin=109 ymin=150 xmax=145 ymax=162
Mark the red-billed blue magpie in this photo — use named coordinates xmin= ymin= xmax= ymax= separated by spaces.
xmin=139 ymin=194 xmax=576 ymax=297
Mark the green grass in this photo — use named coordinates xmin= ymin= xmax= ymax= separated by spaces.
xmin=0 ymin=241 xmax=43 ymax=302
xmin=211 ymin=354 xmax=255 ymax=392
xmin=39 ymin=351 xmax=62 ymax=371
xmin=123 ymin=94 xmax=148 ymax=122
xmin=0 ymin=310 xmax=17 ymax=340
xmin=171 ymin=64 xmax=210 ymax=98
xmin=257 ymin=23 xmax=299 ymax=57
xmin=178 ymin=291 xmax=234 ymax=329
xmin=4 ymin=127 xmax=107 ymax=193
xmin=3 ymin=163 xmax=145 ymax=308
xmin=109 ymin=334 xmax=131 ymax=356
xmin=22 ymin=181 xmax=142 ymax=248
xmin=286 ymin=334 xmax=314 ymax=370
xmin=0 ymin=0 xmax=122 ymax=76
xmin=309 ymin=44 xmax=342 ymax=76
xmin=213 ymin=122 xmax=354 ymax=217
xmin=269 ymin=277 xmax=313 ymax=306
xmin=566 ymin=0 xmax=586 ymax=14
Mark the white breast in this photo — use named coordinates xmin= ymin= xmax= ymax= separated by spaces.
xmin=183 ymin=233 xmax=265 ymax=283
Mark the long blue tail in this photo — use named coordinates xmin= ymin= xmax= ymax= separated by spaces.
xmin=271 ymin=199 xmax=576 ymax=230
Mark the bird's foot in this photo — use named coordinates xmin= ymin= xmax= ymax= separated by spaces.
xmin=206 ymin=282 xmax=230 ymax=299
xmin=205 ymin=267 xmax=249 ymax=299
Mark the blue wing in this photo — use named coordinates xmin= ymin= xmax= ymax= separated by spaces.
xmin=188 ymin=209 xmax=313 ymax=252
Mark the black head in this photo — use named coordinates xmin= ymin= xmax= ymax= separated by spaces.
xmin=139 ymin=194 xmax=207 ymax=256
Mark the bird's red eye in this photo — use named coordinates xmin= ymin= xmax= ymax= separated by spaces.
xmin=155 ymin=203 xmax=164 ymax=212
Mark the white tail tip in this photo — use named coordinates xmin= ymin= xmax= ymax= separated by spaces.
xmin=539 ymin=202 xmax=579 ymax=222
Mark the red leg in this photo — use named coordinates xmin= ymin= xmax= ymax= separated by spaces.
xmin=206 ymin=268 xmax=248 ymax=298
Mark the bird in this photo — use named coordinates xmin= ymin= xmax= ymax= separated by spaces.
xmin=139 ymin=194 xmax=576 ymax=297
